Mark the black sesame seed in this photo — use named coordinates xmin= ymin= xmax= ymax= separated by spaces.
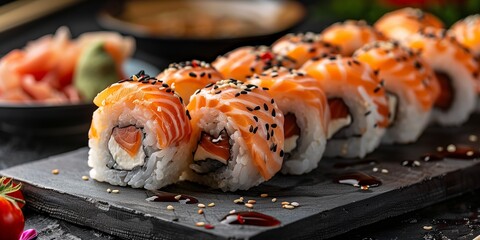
xmin=262 ymin=87 xmax=270 ymax=90
xmin=200 ymin=72 xmax=206 ymax=77
xmin=250 ymin=67 xmax=256 ymax=72
xmin=205 ymin=83 xmax=214 ymax=88
xmin=247 ymin=106 xmax=254 ymax=111
xmin=271 ymin=123 xmax=277 ymax=128
xmin=186 ymin=110 xmax=191 ymax=120
xmin=189 ymin=72 xmax=197 ymax=78
xmin=162 ymin=83 xmax=169 ymax=88
xmin=264 ymin=103 xmax=269 ymax=111
xmin=208 ymin=73 xmax=212 ymax=79
xmin=267 ymin=134 xmax=270 ymax=140
xmin=265 ymin=123 xmax=270 ymax=131
xmin=271 ymin=99 xmax=275 ymax=104
xmin=374 ymin=87 xmax=381 ymax=93
xmin=249 ymin=125 xmax=254 ymax=133
xmin=280 ymin=150 xmax=284 ymax=157
xmin=254 ymin=106 xmax=261 ymax=110
xmin=215 ymin=91 xmax=222 ymax=94
xmin=271 ymin=109 xmax=276 ymax=117
xmin=166 ymin=89 xmax=172 ymax=93
xmin=253 ymin=116 xmax=259 ymax=122
xmin=414 ymin=61 xmax=422 ymax=69
xmin=253 ymin=127 xmax=258 ymax=134
xmin=271 ymin=130 xmax=274 ymax=137
xmin=235 ymin=92 xmax=241 ymax=97
xmin=241 ymin=91 xmax=248 ymax=94
xmin=364 ymin=111 xmax=371 ymax=116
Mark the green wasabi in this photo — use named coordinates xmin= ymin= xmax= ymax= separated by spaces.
xmin=74 ymin=41 xmax=120 ymax=101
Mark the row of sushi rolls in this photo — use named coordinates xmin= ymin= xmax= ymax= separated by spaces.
xmin=2 ymin=8 xmax=480 ymax=192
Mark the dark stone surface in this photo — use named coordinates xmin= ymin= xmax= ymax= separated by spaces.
xmin=2 ymin=114 xmax=480 ymax=239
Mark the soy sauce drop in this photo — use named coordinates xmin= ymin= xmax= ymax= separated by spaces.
xmin=221 ymin=211 xmax=281 ymax=227
xmin=146 ymin=190 xmax=199 ymax=204
xmin=334 ymin=172 xmax=382 ymax=188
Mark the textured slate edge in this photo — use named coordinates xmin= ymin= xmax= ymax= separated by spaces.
xmin=19 ymin=183 xmax=224 ymax=240
xmin=252 ymin=164 xmax=480 ymax=240
xmin=10 ymin=161 xmax=480 ymax=240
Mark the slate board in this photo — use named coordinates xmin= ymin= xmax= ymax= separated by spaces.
xmin=3 ymin=115 xmax=480 ymax=240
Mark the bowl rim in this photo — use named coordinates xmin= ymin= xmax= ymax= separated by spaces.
xmin=97 ymin=0 xmax=306 ymax=41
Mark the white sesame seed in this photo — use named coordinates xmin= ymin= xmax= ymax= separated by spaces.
xmin=234 ymin=199 xmax=243 ymax=204
xmin=111 ymin=189 xmax=120 ymax=194
xmin=82 ymin=176 xmax=89 ymax=181
xmin=467 ymin=151 xmax=474 ymax=156
xmin=174 ymin=195 xmax=182 ymax=200
xmin=469 ymin=135 xmax=478 ymax=142
xmin=260 ymin=193 xmax=268 ymax=198
xmin=281 ymin=201 xmax=290 ymax=205
xmin=208 ymin=203 xmax=215 ymax=207
xmin=229 ymin=210 xmax=236 ymax=214
xmin=413 ymin=160 xmax=421 ymax=166
xmin=284 ymin=205 xmax=295 ymax=209
xmin=167 ymin=205 xmax=174 ymax=210
xmin=198 ymin=209 xmax=203 ymax=214
xmin=447 ymin=144 xmax=456 ymax=152
xmin=381 ymin=169 xmax=389 ymax=173
xmin=291 ymin=202 xmax=300 ymax=207
xmin=271 ymin=198 xmax=277 ymax=202
xmin=52 ymin=169 xmax=59 ymax=175
xmin=107 ymin=188 xmax=112 ymax=193
xmin=436 ymin=146 xmax=444 ymax=152
xmin=196 ymin=222 xmax=205 ymax=227
xmin=372 ymin=167 xmax=379 ymax=172
xmin=360 ymin=185 xmax=369 ymax=190
xmin=423 ymin=225 xmax=432 ymax=230
xmin=245 ymin=203 xmax=254 ymax=208
xmin=247 ymin=200 xmax=256 ymax=204
xmin=198 ymin=203 xmax=206 ymax=208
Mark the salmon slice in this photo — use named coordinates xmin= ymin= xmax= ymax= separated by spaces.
xmin=187 ymin=79 xmax=285 ymax=180
xmin=272 ymin=32 xmax=339 ymax=68
xmin=434 ymin=72 xmax=454 ymax=111
xmin=322 ymin=20 xmax=386 ymax=56
xmin=156 ymin=60 xmax=223 ymax=105
xmin=375 ymin=8 xmax=444 ymax=40
xmin=328 ymin=98 xmax=349 ymax=120
xmin=195 ymin=130 xmax=230 ymax=164
xmin=112 ymin=126 xmax=143 ymax=157
xmin=92 ymin=75 xmax=191 ymax=149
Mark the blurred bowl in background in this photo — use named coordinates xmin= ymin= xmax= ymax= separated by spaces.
xmin=97 ymin=0 xmax=306 ymax=62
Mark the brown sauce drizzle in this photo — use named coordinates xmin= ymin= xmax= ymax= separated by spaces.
xmin=221 ymin=211 xmax=281 ymax=227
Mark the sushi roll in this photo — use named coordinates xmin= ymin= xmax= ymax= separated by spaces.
xmin=271 ymin=32 xmax=340 ymax=68
xmin=301 ymin=56 xmax=389 ymax=158
xmin=321 ymin=20 xmax=386 ymax=56
xmin=88 ymin=71 xmax=192 ymax=190
xmin=156 ymin=60 xmax=223 ymax=105
xmin=450 ymin=15 xmax=480 ymax=58
xmin=212 ymin=46 xmax=295 ymax=81
xmin=354 ymin=41 xmax=439 ymax=144
xmin=184 ymin=79 xmax=284 ymax=191
xmin=403 ymin=27 xmax=478 ymax=126
xmin=247 ymin=67 xmax=329 ymax=175
xmin=374 ymin=8 xmax=444 ymax=41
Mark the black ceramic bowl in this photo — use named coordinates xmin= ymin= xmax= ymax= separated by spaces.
xmin=97 ymin=0 xmax=306 ymax=62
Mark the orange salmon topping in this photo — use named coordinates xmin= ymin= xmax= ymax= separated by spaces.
xmin=112 ymin=126 xmax=143 ymax=157
xmin=434 ymin=72 xmax=453 ymax=111
xmin=198 ymin=131 xmax=231 ymax=163
xmin=328 ymin=98 xmax=349 ymax=120
xmin=284 ymin=113 xmax=301 ymax=139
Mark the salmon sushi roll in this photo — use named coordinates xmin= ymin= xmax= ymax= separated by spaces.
xmin=450 ymin=15 xmax=480 ymax=58
xmin=88 ymin=71 xmax=192 ymax=190
xmin=184 ymin=79 xmax=284 ymax=191
xmin=374 ymin=8 xmax=444 ymax=41
xmin=156 ymin=60 xmax=224 ymax=105
xmin=321 ymin=20 xmax=386 ymax=56
xmin=212 ymin=46 xmax=295 ymax=81
xmin=354 ymin=41 xmax=439 ymax=144
xmin=403 ymin=27 xmax=478 ymax=126
xmin=247 ymin=67 xmax=329 ymax=174
xmin=301 ymin=56 xmax=389 ymax=158
xmin=271 ymin=32 xmax=340 ymax=68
